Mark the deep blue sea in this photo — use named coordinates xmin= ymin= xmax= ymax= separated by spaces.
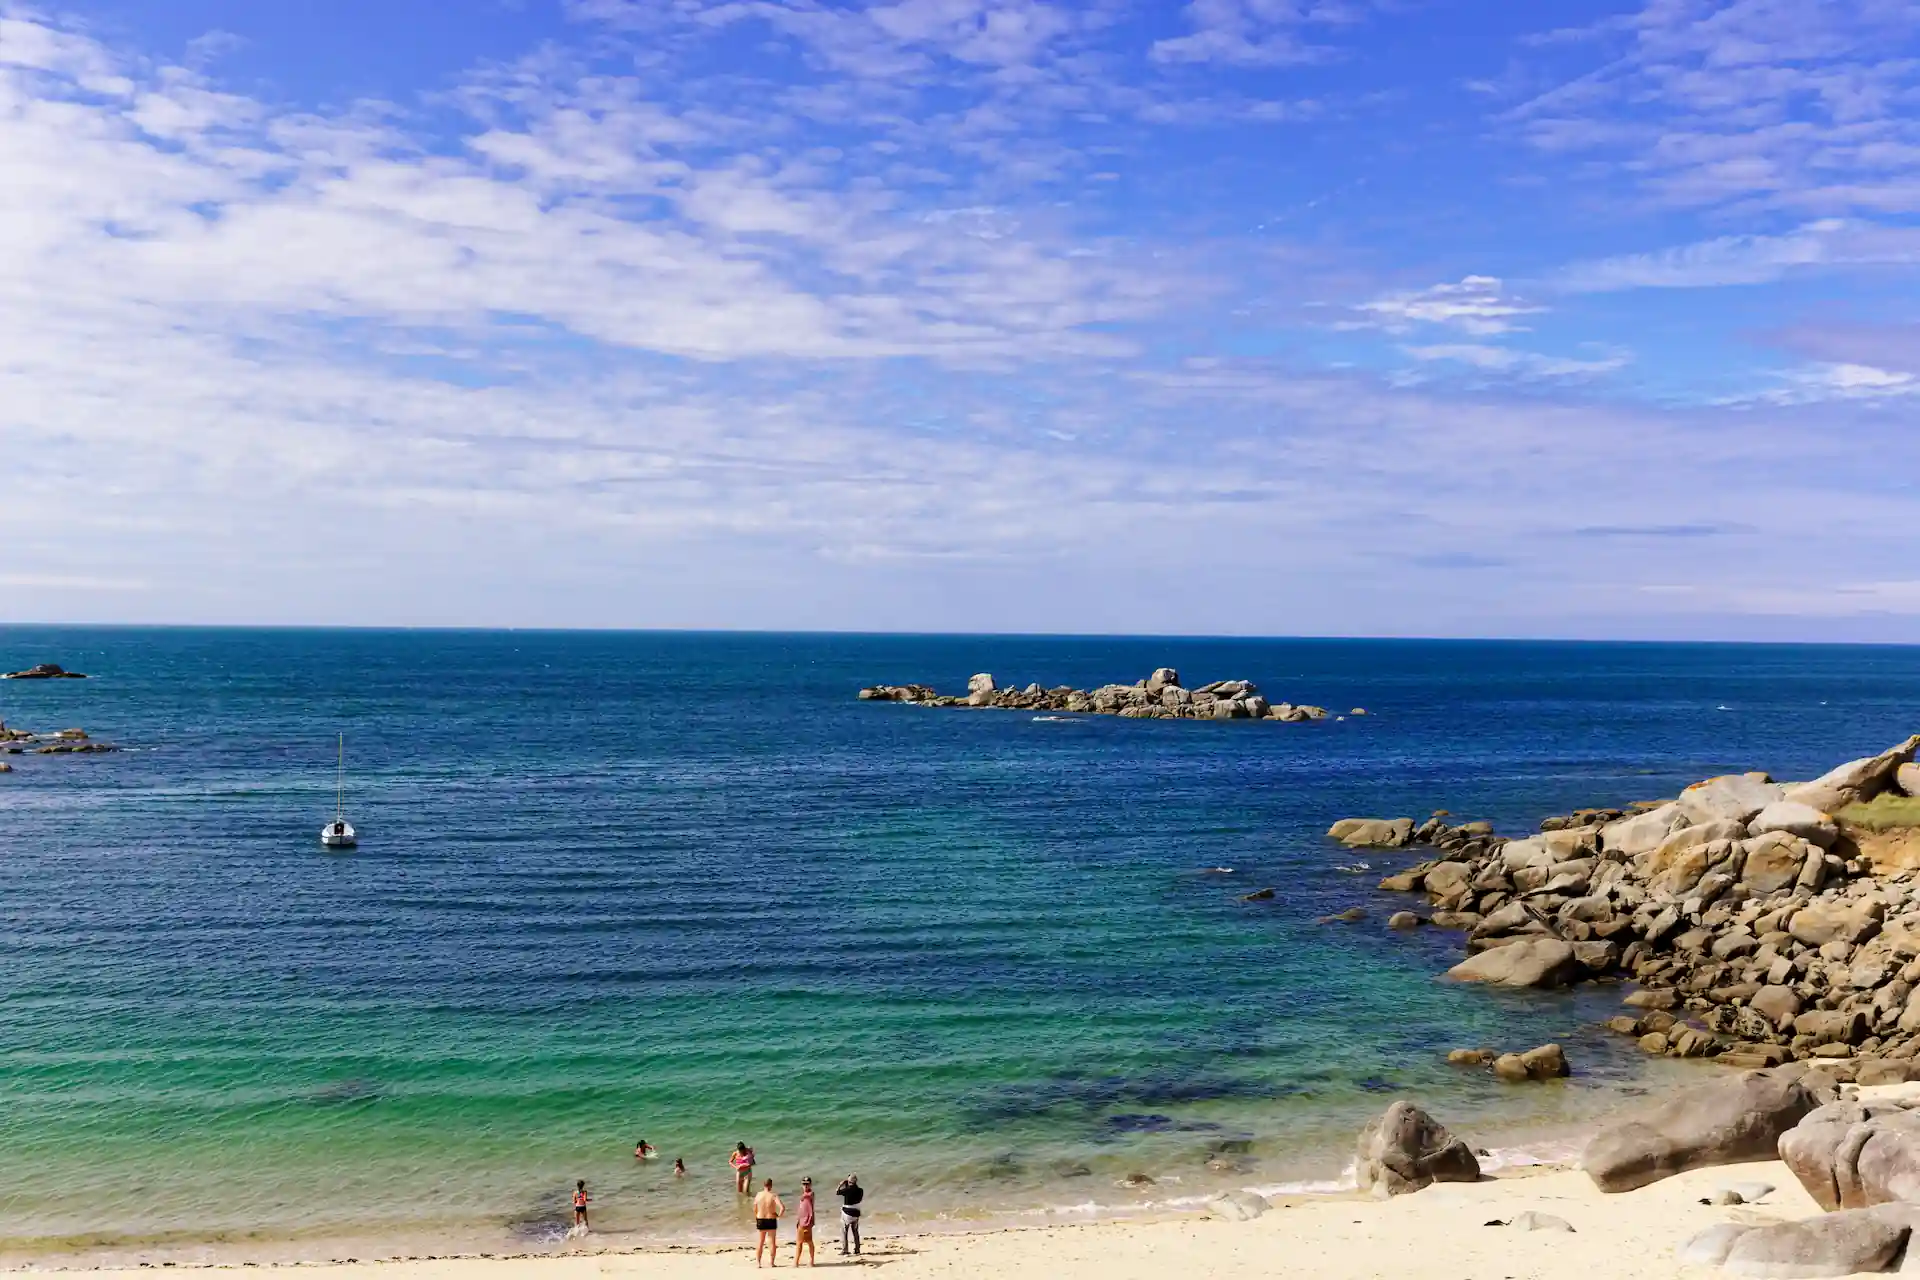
xmin=3 ymin=628 xmax=1919 ymax=1262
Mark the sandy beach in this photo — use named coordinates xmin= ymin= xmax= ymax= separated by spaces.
xmin=22 ymin=1157 xmax=1823 ymax=1280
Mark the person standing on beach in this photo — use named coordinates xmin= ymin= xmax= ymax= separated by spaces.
xmin=752 ymin=1178 xmax=784 ymax=1268
xmin=835 ymin=1175 xmax=863 ymax=1256
xmin=731 ymin=1142 xmax=756 ymax=1193
xmin=792 ymin=1178 xmax=816 ymax=1267
xmin=572 ymin=1180 xmax=591 ymax=1232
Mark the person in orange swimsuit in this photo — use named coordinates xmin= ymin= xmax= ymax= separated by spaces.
xmin=572 ymin=1180 xmax=590 ymax=1231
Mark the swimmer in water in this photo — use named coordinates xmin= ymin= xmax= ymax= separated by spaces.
xmin=674 ymin=1158 xmax=686 ymax=1178
xmin=634 ymin=1139 xmax=656 ymax=1159
xmin=731 ymin=1142 xmax=756 ymax=1193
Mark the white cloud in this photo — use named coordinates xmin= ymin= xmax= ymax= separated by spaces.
xmin=1506 ymin=0 xmax=1920 ymax=215
xmin=1 ymin=6 xmax=1919 ymax=638
xmin=1554 ymin=218 xmax=1920 ymax=292
xmin=1151 ymin=0 xmax=1363 ymax=66
xmin=1401 ymin=343 xmax=1628 ymax=379
xmin=1727 ymin=361 xmax=1920 ymax=406
xmin=1352 ymin=275 xmax=1542 ymax=335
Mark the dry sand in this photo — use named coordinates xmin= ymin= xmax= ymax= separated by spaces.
xmin=31 ymin=1159 xmax=1825 ymax=1280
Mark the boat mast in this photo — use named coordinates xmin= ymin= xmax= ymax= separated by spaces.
xmin=335 ymin=733 xmax=345 ymax=823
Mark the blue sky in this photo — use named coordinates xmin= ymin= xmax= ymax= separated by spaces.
xmin=2 ymin=0 xmax=1919 ymax=637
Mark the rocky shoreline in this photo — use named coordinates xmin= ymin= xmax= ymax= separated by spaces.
xmin=1337 ymin=734 xmax=1920 ymax=1085
xmin=859 ymin=667 xmax=1351 ymax=722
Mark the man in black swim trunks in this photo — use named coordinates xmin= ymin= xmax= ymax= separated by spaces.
xmin=753 ymin=1178 xmax=784 ymax=1268
xmin=836 ymin=1175 xmax=863 ymax=1256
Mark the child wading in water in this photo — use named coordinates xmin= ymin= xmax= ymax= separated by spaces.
xmin=572 ymin=1180 xmax=591 ymax=1233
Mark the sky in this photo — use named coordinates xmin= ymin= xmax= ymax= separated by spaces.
xmin=2 ymin=0 xmax=1919 ymax=638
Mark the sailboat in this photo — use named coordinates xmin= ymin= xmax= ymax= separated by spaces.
xmin=320 ymin=733 xmax=358 ymax=848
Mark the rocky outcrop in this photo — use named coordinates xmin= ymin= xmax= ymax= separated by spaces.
xmin=1354 ymin=1101 xmax=1479 ymax=1197
xmin=1490 ymin=1044 xmax=1569 ymax=1082
xmin=2 ymin=663 xmax=86 ymax=679
xmin=857 ymin=670 xmax=1333 ymax=722
xmin=1580 ymin=1065 xmax=1835 ymax=1192
xmin=1779 ymin=1100 xmax=1920 ymax=1211
xmin=1785 ymin=738 xmax=1920 ymax=815
xmin=1329 ymin=817 xmax=1415 ymax=848
xmin=1447 ymin=939 xmax=1582 ymax=988
xmin=0 ymin=720 xmax=116 ymax=755
xmin=1684 ymin=1206 xmax=1915 ymax=1278
xmin=1365 ymin=739 xmax=1920 ymax=1076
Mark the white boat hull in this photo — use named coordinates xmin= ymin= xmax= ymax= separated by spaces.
xmin=320 ymin=822 xmax=357 ymax=848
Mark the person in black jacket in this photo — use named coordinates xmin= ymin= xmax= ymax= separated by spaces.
xmin=835 ymin=1175 xmax=864 ymax=1255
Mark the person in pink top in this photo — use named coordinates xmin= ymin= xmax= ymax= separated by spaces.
xmin=791 ymin=1178 xmax=817 ymax=1267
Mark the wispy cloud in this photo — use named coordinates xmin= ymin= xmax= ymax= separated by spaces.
xmin=1506 ymin=0 xmax=1920 ymax=215
xmin=1350 ymin=275 xmax=1541 ymax=335
xmin=1733 ymin=361 xmax=1920 ymax=406
xmin=1401 ymin=342 xmax=1628 ymax=379
xmin=1555 ymin=219 xmax=1920 ymax=292
xmin=1151 ymin=0 xmax=1369 ymax=66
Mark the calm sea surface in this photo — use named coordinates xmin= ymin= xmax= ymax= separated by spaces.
xmin=4 ymin=629 xmax=1920 ymax=1261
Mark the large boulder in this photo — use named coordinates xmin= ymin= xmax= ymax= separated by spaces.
xmin=1679 ymin=773 xmax=1785 ymax=825
xmin=1741 ymin=832 xmax=1811 ymax=894
xmin=1600 ymin=802 xmax=1683 ymax=856
xmin=1784 ymin=736 xmax=1920 ymax=815
xmin=1354 ymin=1101 xmax=1479 ymax=1197
xmin=1749 ymin=801 xmax=1841 ymax=849
xmin=1580 ymin=1065 xmax=1837 ymax=1193
xmin=1648 ymin=817 xmax=1749 ymax=864
xmin=1778 ymin=1101 xmax=1920 ymax=1211
xmin=966 ymin=672 xmax=998 ymax=706
xmin=1446 ymin=939 xmax=1580 ymax=988
xmin=1711 ymin=1207 xmax=1912 ymax=1279
xmin=1145 ymin=667 xmax=1181 ymax=695
xmin=1327 ymin=818 xmax=1415 ymax=848
xmin=1789 ymin=902 xmax=1882 ymax=949
xmin=1899 ymin=762 xmax=1920 ymax=798
xmin=1499 ymin=828 xmax=1597 ymax=872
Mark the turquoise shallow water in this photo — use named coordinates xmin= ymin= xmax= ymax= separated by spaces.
xmin=4 ymin=629 xmax=1920 ymax=1261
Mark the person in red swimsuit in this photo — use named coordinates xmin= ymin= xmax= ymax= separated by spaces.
xmin=572 ymin=1180 xmax=590 ymax=1231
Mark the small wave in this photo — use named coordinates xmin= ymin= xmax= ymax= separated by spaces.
xmin=1479 ymin=1138 xmax=1583 ymax=1171
xmin=1334 ymin=862 xmax=1371 ymax=873
xmin=1031 ymin=715 xmax=1074 ymax=723
xmin=1198 ymin=866 xmax=1235 ymax=875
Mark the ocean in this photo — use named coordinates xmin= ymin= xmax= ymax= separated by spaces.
xmin=4 ymin=628 xmax=1919 ymax=1262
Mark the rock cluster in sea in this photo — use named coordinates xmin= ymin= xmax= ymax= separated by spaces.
xmin=1347 ymin=734 xmax=1920 ymax=1081
xmin=0 ymin=722 xmax=115 ymax=756
xmin=858 ymin=667 xmax=1344 ymax=722
xmin=2 ymin=662 xmax=86 ymax=679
